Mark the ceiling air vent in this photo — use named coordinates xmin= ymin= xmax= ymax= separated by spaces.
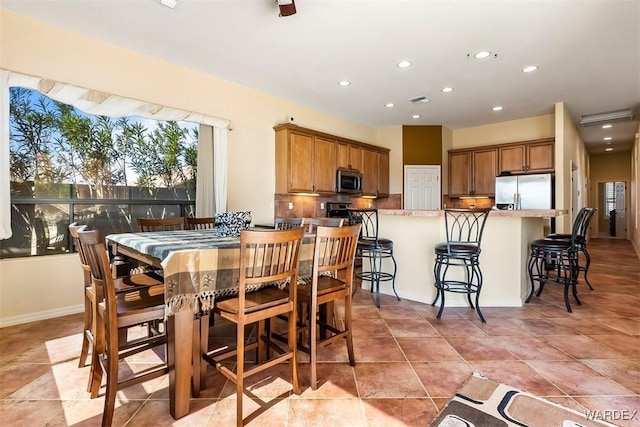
xmin=579 ymin=109 xmax=634 ymax=126
xmin=410 ymin=96 xmax=431 ymax=104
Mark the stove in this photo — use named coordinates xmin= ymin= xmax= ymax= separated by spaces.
xmin=326 ymin=202 xmax=352 ymax=220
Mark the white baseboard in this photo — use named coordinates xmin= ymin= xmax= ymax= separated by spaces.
xmin=0 ymin=304 xmax=84 ymax=328
xmin=372 ymin=287 xmax=525 ymax=308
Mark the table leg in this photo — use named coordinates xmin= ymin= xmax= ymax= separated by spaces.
xmin=168 ymin=309 xmax=193 ymax=419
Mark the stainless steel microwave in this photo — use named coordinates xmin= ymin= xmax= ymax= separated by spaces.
xmin=336 ymin=168 xmax=362 ymax=194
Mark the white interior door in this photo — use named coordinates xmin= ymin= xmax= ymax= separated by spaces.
xmin=404 ymin=165 xmax=441 ymax=209
xmin=615 ymin=181 xmax=626 ymax=238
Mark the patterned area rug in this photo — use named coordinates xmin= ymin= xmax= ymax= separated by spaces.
xmin=430 ymin=372 xmax=619 ymax=427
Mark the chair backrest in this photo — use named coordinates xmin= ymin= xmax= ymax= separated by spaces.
xmin=312 ymin=224 xmax=361 ymax=277
xmin=237 ymin=227 xmax=305 ymax=314
xmin=274 ymin=217 xmax=305 ymax=230
xmin=69 ymin=222 xmax=90 ymax=285
xmin=185 ymin=217 xmax=216 ymax=230
xmin=138 ymin=217 xmax=185 ymax=232
xmin=574 ymin=207 xmax=597 ymax=243
xmin=77 ymin=229 xmax=118 ymax=323
xmin=443 ymin=208 xmax=491 ymax=251
xmin=306 ymin=217 xmax=344 ymax=233
xmin=347 ymin=208 xmax=379 ymax=241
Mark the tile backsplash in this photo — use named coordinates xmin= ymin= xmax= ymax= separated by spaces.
xmin=274 ymin=193 xmax=402 ymax=219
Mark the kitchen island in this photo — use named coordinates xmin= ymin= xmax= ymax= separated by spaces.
xmin=372 ymin=209 xmax=568 ymax=308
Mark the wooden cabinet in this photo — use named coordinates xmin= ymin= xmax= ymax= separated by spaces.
xmin=275 ymin=123 xmax=390 ymax=196
xmin=377 ymin=151 xmax=390 ymax=196
xmin=527 ymin=140 xmax=555 ymax=172
xmin=337 ymin=142 xmax=363 ymax=171
xmin=285 ymin=131 xmax=313 ymax=193
xmin=361 ymin=148 xmax=378 ymax=196
xmin=448 ymin=138 xmax=554 ymax=198
xmin=498 ymin=139 xmax=554 ymax=174
xmin=313 ymin=137 xmax=338 ymax=193
xmin=448 ymin=151 xmax=471 ymax=197
xmin=448 ymin=148 xmax=498 ymax=197
xmin=275 ymin=127 xmax=336 ymax=194
xmin=472 ymin=149 xmax=498 ymax=196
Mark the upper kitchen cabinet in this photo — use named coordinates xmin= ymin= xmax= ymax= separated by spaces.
xmin=337 ymin=142 xmax=363 ymax=171
xmin=275 ymin=125 xmax=336 ymax=194
xmin=360 ymin=148 xmax=379 ymax=196
xmin=472 ymin=148 xmax=498 ymax=196
xmin=498 ymin=138 xmax=554 ymax=174
xmin=377 ymin=151 xmax=390 ymax=196
xmin=448 ymin=148 xmax=497 ymax=197
xmin=448 ymin=151 xmax=472 ymax=197
xmin=275 ymin=123 xmax=390 ymax=196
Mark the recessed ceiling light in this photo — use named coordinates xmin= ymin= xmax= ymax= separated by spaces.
xmin=337 ymin=80 xmax=351 ymax=87
xmin=605 ymin=148 xmax=613 ymax=151
xmin=604 ymin=137 xmax=612 ymax=141
xmin=412 ymin=114 xmax=421 ymax=119
xmin=602 ymin=124 xmax=612 ymax=129
xmin=522 ymin=65 xmax=539 ymax=73
xmin=158 ymin=0 xmax=178 ymax=9
xmin=397 ymin=60 xmax=412 ymax=68
xmin=441 ymin=87 xmax=454 ymax=93
xmin=474 ymin=51 xmax=492 ymax=59
xmin=384 ymin=103 xmax=395 ymax=108
xmin=493 ymin=106 xmax=503 ymax=111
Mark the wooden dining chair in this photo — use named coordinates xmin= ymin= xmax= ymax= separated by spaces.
xmin=306 ymin=217 xmax=344 ymax=233
xmin=137 ymin=217 xmax=185 ymax=232
xmin=201 ymin=227 xmax=305 ymax=427
xmin=295 ymin=224 xmax=360 ymax=389
xmin=185 ymin=216 xmax=216 ymax=230
xmin=70 ymin=223 xmax=165 ymax=371
xmin=77 ymin=229 xmax=168 ymax=427
xmin=274 ymin=217 xmax=305 ymax=230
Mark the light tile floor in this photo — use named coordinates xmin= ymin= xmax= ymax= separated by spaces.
xmin=0 ymin=238 xmax=638 ymax=426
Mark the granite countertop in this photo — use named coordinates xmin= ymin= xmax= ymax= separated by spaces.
xmin=379 ymin=209 xmax=568 ymax=218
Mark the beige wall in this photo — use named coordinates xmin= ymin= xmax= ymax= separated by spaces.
xmin=554 ymin=102 xmax=591 ymax=233
xmin=375 ymin=126 xmax=403 ymax=194
xmin=631 ymin=127 xmax=640 ymax=255
xmin=451 ymin=114 xmax=555 ymax=148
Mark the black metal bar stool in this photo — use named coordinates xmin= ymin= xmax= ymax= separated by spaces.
xmin=544 ymin=207 xmax=597 ymax=290
xmin=526 ymin=209 xmax=596 ymax=312
xmin=432 ymin=208 xmax=491 ymax=323
xmin=347 ymin=208 xmax=398 ymax=308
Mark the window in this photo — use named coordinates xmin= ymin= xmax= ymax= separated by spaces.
xmin=1 ymin=87 xmax=198 ymax=258
xmin=604 ymin=181 xmax=616 ymax=217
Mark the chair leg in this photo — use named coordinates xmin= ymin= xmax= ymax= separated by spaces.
xmin=582 ymin=248 xmax=594 ymax=290
xmin=102 ymin=328 xmax=119 ymax=427
xmin=79 ymin=294 xmax=92 ymax=368
xmin=344 ymin=294 xmax=355 ymax=367
xmin=235 ymin=321 xmax=245 ymax=427
xmin=288 ymin=306 xmax=300 ymax=395
xmin=432 ymin=258 xmax=441 ymax=306
xmin=473 ymin=263 xmax=486 ymax=323
xmin=389 ymin=250 xmax=400 ymax=301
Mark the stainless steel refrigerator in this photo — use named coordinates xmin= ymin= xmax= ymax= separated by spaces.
xmin=495 ymin=173 xmax=554 ymax=210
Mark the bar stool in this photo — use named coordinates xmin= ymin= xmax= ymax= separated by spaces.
xmin=526 ymin=211 xmax=589 ymax=312
xmin=432 ymin=208 xmax=491 ymax=322
xmin=347 ymin=208 xmax=398 ymax=308
xmin=544 ymin=207 xmax=597 ymax=290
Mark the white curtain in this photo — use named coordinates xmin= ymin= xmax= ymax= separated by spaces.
xmin=195 ymin=125 xmax=229 ymax=216
xmin=1 ymin=70 xmax=230 ymax=239
xmin=0 ymin=71 xmax=11 ymax=239
xmin=213 ymin=126 xmax=228 ymax=214
xmin=196 ymin=125 xmax=215 ymax=216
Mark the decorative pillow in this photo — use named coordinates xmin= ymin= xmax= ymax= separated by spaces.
xmin=215 ymin=211 xmax=252 ymax=237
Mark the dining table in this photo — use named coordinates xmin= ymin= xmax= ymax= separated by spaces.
xmin=106 ymin=229 xmax=315 ymax=419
